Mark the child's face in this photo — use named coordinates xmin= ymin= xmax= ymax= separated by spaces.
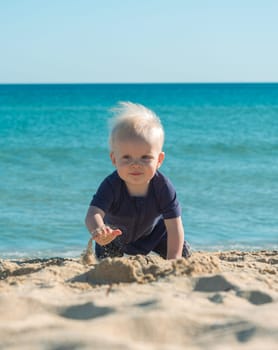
xmin=110 ymin=138 xmax=165 ymax=195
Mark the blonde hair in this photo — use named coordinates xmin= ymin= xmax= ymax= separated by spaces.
xmin=109 ymin=102 xmax=164 ymax=150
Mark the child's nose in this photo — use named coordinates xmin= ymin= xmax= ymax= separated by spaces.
xmin=130 ymin=159 xmax=142 ymax=166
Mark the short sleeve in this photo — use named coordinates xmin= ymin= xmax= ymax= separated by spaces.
xmin=154 ymin=173 xmax=182 ymax=219
xmin=90 ymin=177 xmax=114 ymax=213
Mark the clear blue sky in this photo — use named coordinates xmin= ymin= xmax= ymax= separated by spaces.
xmin=1 ymin=0 xmax=277 ymax=83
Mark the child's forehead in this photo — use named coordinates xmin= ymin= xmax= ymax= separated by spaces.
xmin=113 ymin=137 xmax=160 ymax=153
xmin=115 ymin=137 xmax=152 ymax=148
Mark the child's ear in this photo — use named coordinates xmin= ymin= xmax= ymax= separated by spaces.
xmin=110 ymin=152 xmax=116 ymax=166
xmin=157 ymin=152 xmax=165 ymax=168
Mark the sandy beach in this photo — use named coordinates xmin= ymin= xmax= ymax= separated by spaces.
xmin=0 ymin=250 xmax=277 ymax=350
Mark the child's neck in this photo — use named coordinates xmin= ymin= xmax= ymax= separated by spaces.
xmin=126 ymin=182 xmax=149 ymax=197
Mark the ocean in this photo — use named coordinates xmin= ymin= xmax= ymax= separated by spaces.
xmin=0 ymin=83 xmax=277 ymax=258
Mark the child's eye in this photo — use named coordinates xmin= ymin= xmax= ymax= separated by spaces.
xmin=142 ymin=155 xmax=153 ymax=162
xmin=121 ymin=155 xmax=132 ymax=163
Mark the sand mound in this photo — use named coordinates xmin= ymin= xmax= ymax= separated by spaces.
xmin=86 ymin=254 xmax=220 ymax=284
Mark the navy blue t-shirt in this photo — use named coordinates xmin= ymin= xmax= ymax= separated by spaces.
xmin=90 ymin=170 xmax=181 ymax=244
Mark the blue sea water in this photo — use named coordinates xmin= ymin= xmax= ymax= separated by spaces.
xmin=0 ymin=83 xmax=277 ymax=258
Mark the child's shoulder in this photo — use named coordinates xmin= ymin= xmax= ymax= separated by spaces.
xmin=152 ymin=171 xmax=175 ymax=189
xmin=153 ymin=170 xmax=171 ymax=184
xmin=104 ymin=170 xmax=122 ymax=185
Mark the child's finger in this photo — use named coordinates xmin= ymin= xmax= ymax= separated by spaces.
xmin=113 ymin=229 xmax=122 ymax=237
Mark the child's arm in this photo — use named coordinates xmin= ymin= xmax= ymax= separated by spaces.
xmin=85 ymin=205 xmax=122 ymax=246
xmin=164 ymin=216 xmax=185 ymax=259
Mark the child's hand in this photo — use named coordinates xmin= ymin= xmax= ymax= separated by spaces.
xmin=91 ymin=225 xmax=122 ymax=246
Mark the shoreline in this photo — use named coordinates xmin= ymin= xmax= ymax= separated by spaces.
xmin=1 ymin=250 xmax=277 ymax=349
xmin=1 ymin=245 xmax=277 ymax=260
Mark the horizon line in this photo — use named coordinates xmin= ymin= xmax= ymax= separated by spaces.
xmin=0 ymin=81 xmax=278 ymax=85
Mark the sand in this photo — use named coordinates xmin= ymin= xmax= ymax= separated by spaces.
xmin=0 ymin=250 xmax=277 ymax=349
